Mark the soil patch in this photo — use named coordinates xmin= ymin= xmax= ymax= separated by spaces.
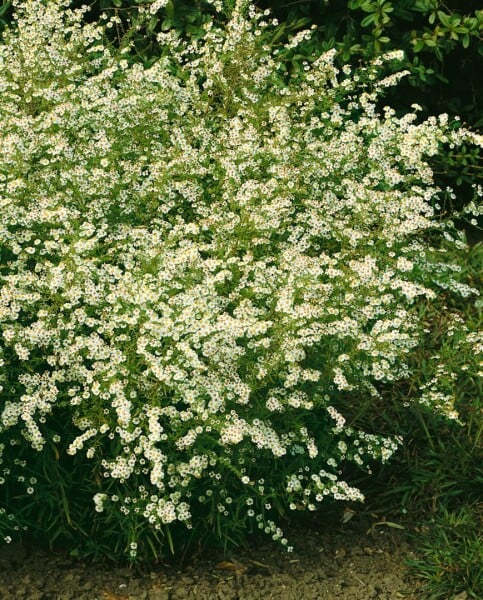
xmin=0 ymin=513 xmax=421 ymax=599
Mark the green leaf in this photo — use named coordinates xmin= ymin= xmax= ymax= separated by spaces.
xmin=368 ymin=521 xmax=406 ymax=534
xmin=437 ymin=11 xmax=451 ymax=27
xmin=147 ymin=16 xmax=159 ymax=34
xmin=361 ymin=14 xmax=376 ymax=27
xmin=413 ymin=39 xmax=425 ymax=52
xmin=291 ymin=17 xmax=312 ymax=30
xmin=270 ymin=24 xmax=286 ymax=45
xmin=166 ymin=0 xmax=175 ymax=23
xmin=414 ymin=0 xmax=434 ymax=13
xmin=0 ymin=2 xmax=11 ymax=18
xmin=185 ymin=24 xmax=200 ymax=34
xmin=360 ymin=2 xmax=376 ymax=12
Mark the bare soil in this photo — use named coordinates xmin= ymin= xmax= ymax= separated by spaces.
xmin=0 ymin=512 xmax=422 ymax=599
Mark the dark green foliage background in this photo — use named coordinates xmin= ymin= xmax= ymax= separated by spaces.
xmin=258 ymin=1 xmax=482 ymax=125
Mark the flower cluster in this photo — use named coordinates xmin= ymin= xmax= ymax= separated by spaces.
xmin=0 ymin=0 xmax=481 ymax=558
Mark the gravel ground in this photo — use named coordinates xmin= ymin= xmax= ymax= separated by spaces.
xmin=0 ymin=512 xmax=422 ymax=599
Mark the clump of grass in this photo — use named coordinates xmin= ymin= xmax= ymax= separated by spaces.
xmin=407 ymin=504 xmax=483 ymax=599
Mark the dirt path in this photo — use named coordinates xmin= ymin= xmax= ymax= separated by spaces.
xmin=0 ymin=513 xmax=421 ymax=599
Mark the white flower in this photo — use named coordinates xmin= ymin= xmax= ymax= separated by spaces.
xmin=149 ymin=0 xmax=169 ymax=14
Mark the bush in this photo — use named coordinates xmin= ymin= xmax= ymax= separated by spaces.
xmin=0 ymin=0 xmax=481 ymax=562
xmin=46 ymin=1 xmax=483 ymax=212
xmin=26 ymin=0 xmax=479 ymax=128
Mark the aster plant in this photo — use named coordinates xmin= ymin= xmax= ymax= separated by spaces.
xmin=0 ymin=0 xmax=481 ymax=561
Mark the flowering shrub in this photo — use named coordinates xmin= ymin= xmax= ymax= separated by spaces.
xmin=0 ymin=0 xmax=481 ymax=561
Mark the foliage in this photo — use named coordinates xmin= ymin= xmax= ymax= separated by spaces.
xmin=0 ymin=0 xmax=481 ymax=562
xmin=357 ymin=240 xmax=482 ymax=600
xmin=68 ymin=1 xmax=233 ymax=64
xmin=17 ymin=0 xmax=480 ymax=219
xmin=1 ymin=1 xmax=481 ymax=193
xmin=258 ymin=1 xmax=483 ymax=120
xmin=0 ymin=2 xmax=9 ymax=29
xmin=258 ymin=1 xmax=483 ymax=211
xmin=407 ymin=504 xmax=483 ymax=599
xmin=365 ymin=241 xmax=482 ymax=507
